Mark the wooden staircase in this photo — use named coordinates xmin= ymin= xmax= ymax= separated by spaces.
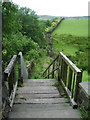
xmin=8 ymin=79 xmax=81 ymax=118
xmin=2 ymin=52 xmax=82 ymax=119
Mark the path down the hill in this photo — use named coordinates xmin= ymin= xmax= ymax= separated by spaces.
xmin=8 ymin=79 xmax=81 ymax=118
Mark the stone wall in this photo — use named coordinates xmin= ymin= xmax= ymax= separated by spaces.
xmin=47 ymin=18 xmax=65 ymax=34
xmin=78 ymin=82 xmax=90 ymax=110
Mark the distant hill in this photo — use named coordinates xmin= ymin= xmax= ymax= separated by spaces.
xmin=38 ymin=15 xmax=60 ymax=20
xmin=64 ymin=16 xmax=89 ymax=19
xmin=38 ymin=15 xmax=89 ymax=20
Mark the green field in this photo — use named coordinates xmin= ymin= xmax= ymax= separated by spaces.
xmin=53 ymin=19 xmax=88 ymax=37
xmin=52 ymin=19 xmax=88 ymax=82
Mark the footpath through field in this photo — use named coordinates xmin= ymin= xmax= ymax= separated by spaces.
xmin=8 ymin=78 xmax=81 ymax=118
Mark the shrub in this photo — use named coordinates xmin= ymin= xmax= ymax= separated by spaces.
xmin=2 ymin=32 xmax=41 ymax=65
xmin=25 ymin=49 xmax=40 ymax=61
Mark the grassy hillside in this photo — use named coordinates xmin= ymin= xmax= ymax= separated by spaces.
xmin=53 ymin=34 xmax=88 ymax=56
xmin=52 ymin=19 xmax=88 ymax=82
xmin=53 ymin=19 xmax=88 ymax=37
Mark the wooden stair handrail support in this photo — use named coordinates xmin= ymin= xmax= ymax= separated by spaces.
xmin=18 ymin=52 xmax=28 ymax=83
xmin=2 ymin=54 xmax=18 ymax=119
xmin=4 ymin=55 xmax=17 ymax=95
xmin=74 ymin=71 xmax=82 ymax=102
xmin=43 ymin=52 xmax=82 ymax=108
xmin=43 ymin=54 xmax=59 ymax=78
xmin=18 ymin=52 xmax=23 ymax=83
xmin=2 ymin=52 xmax=29 ymax=119
xmin=59 ymin=52 xmax=82 ymax=102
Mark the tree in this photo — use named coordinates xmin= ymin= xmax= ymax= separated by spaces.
xmin=18 ymin=7 xmax=44 ymax=47
xmin=2 ymin=2 xmax=21 ymax=36
xmin=45 ymin=20 xmax=52 ymax=27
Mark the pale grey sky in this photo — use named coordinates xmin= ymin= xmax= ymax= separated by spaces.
xmin=12 ymin=0 xmax=89 ymax=16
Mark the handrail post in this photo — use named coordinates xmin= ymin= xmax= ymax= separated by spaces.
xmin=58 ymin=54 xmax=62 ymax=81
xmin=52 ymin=62 xmax=55 ymax=78
xmin=74 ymin=71 xmax=82 ymax=102
xmin=18 ymin=52 xmax=28 ymax=82
xmin=71 ymin=73 xmax=76 ymax=98
xmin=64 ymin=62 xmax=68 ymax=85
xmin=13 ymin=66 xmax=16 ymax=85
xmin=3 ymin=73 xmax=9 ymax=98
xmin=48 ymin=69 xmax=50 ymax=79
xmin=67 ymin=67 xmax=73 ymax=91
xmin=8 ymin=72 xmax=13 ymax=95
xmin=61 ymin=58 xmax=64 ymax=80
xmin=58 ymin=55 xmax=61 ymax=81
xmin=18 ymin=54 xmax=23 ymax=84
xmin=2 ymin=73 xmax=10 ymax=119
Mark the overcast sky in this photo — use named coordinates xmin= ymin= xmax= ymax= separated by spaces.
xmin=12 ymin=0 xmax=89 ymax=16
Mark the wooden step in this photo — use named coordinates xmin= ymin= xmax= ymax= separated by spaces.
xmin=17 ymin=86 xmax=59 ymax=94
xmin=9 ymin=104 xmax=81 ymax=118
xmin=14 ymin=98 xmax=68 ymax=104
xmin=16 ymin=93 xmax=61 ymax=99
xmin=8 ymin=79 xmax=81 ymax=118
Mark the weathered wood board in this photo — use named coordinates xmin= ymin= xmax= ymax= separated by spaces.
xmin=8 ymin=79 xmax=81 ymax=118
